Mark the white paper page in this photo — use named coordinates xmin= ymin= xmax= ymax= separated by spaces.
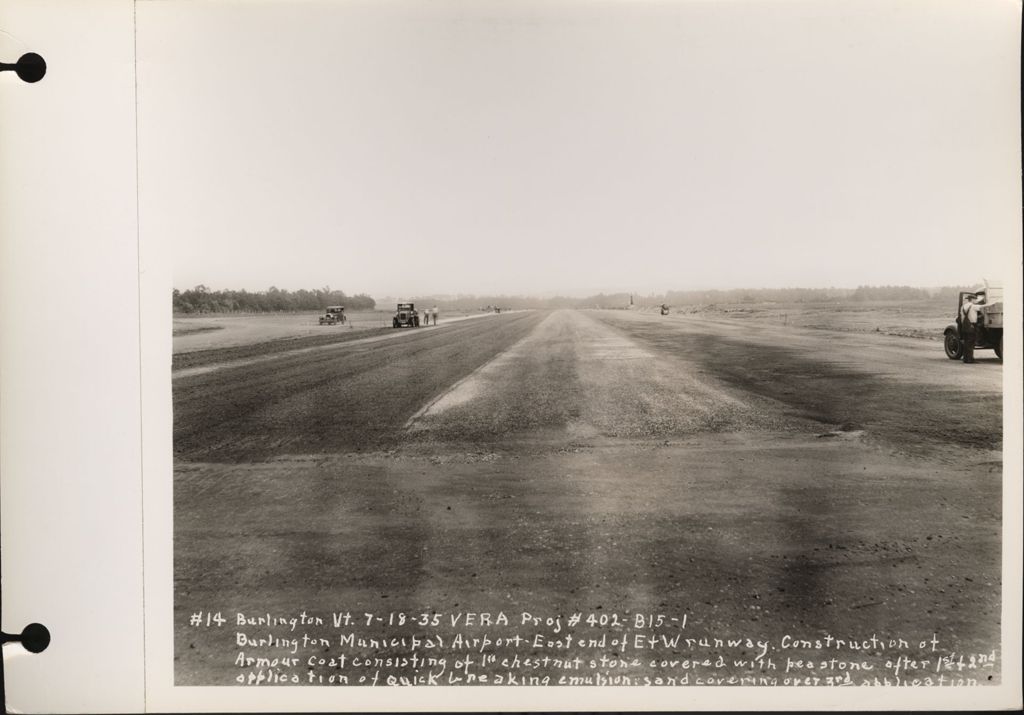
xmin=2 ymin=0 xmax=1021 ymax=712
xmin=0 ymin=1 xmax=144 ymax=713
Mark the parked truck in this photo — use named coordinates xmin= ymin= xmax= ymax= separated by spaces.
xmin=319 ymin=305 xmax=346 ymax=325
xmin=943 ymin=280 xmax=1003 ymax=361
xmin=393 ymin=302 xmax=420 ymax=328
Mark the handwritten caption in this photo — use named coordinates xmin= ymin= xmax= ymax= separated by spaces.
xmin=185 ymin=609 xmax=997 ymax=686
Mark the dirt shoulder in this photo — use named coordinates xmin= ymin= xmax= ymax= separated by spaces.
xmin=172 ymin=327 xmax=393 ymax=371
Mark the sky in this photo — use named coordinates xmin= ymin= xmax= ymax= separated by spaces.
xmin=138 ymin=0 xmax=1021 ymax=298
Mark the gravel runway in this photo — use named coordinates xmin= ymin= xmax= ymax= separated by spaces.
xmin=174 ymin=309 xmax=1003 ymax=686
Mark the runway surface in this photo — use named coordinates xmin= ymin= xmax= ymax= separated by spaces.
xmin=174 ymin=309 xmax=1003 ymax=685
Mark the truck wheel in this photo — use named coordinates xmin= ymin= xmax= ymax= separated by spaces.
xmin=995 ymin=336 xmax=1002 ymax=361
xmin=943 ymin=331 xmax=963 ymax=360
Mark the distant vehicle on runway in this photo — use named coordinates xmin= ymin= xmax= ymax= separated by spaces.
xmin=320 ymin=305 xmax=346 ymax=325
xmin=328 ymin=305 xmax=346 ymax=323
xmin=393 ymin=302 xmax=421 ymax=328
xmin=944 ymin=280 xmax=1002 ymax=361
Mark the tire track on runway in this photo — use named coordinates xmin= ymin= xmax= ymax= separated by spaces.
xmin=404 ymin=312 xmax=586 ymax=444
xmin=404 ymin=313 xmax=562 ymax=429
xmin=408 ymin=309 xmax=820 ymax=445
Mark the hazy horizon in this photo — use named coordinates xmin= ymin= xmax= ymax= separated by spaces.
xmin=173 ymin=279 xmax=986 ymax=301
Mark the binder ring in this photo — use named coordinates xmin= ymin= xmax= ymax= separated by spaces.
xmin=0 ymin=623 xmax=50 ymax=653
xmin=0 ymin=52 xmax=46 ymax=83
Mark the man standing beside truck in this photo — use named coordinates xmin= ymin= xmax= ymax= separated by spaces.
xmin=960 ymin=294 xmax=982 ymax=364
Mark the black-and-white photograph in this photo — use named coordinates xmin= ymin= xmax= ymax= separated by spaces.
xmin=1 ymin=1 xmax=1020 ymax=712
xmin=142 ymin=0 xmax=1017 ymax=701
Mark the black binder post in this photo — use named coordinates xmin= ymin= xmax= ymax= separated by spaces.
xmin=1 ymin=623 xmax=51 ymax=711
xmin=0 ymin=52 xmax=46 ymax=83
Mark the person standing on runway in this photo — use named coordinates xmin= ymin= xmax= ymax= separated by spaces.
xmin=960 ymin=294 xmax=982 ymax=364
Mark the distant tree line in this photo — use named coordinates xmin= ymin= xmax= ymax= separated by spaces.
xmin=662 ymin=287 xmax=849 ymax=305
xmin=173 ymin=285 xmax=375 ymax=314
xmin=175 ymin=284 xmax=972 ymax=314
xmin=402 ymin=294 xmax=603 ymax=310
xmin=400 ymin=293 xmax=649 ymax=310
xmin=403 ymin=286 xmax=971 ymax=311
xmin=849 ymin=285 xmax=933 ymax=301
